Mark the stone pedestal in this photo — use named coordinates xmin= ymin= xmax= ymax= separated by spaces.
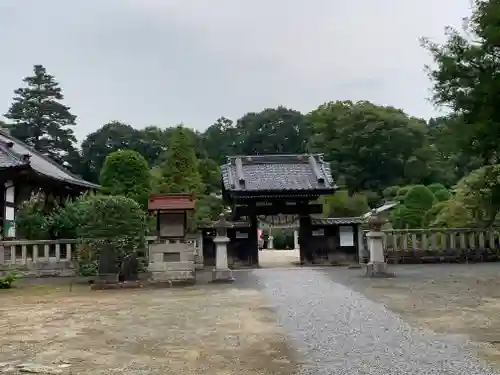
xmin=212 ymin=235 xmax=234 ymax=282
xmin=148 ymin=240 xmax=196 ymax=285
xmin=267 ymin=236 xmax=274 ymax=249
xmin=364 ymin=231 xmax=394 ymax=277
xmin=194 ymin=233 xmax=204 ymax=270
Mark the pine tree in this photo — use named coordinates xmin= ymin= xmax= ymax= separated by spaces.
xmin=159 ymin=125 xmax=203 ymax=195
xmin=4 ymin=64 xmax=78 ymax=165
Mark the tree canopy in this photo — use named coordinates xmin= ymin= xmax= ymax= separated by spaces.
xmin=158 ymin=125 xmax=203 ymax=195
xmin=99 ymin=150 xmax=151 ymax=209
xmin=4 ymin=64 xmax=78 ymax=167
xmin=307 ymin=101 xmax=437 ymax=192
xmin=422 ymin=0 xmax=500 ymax=164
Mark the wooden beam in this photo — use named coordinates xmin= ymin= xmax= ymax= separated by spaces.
xmin=234 ymin=203 xmax=322 ymax=216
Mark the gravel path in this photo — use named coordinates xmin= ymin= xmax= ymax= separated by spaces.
xmin=252 ymin=268 xmax=500 ymax=375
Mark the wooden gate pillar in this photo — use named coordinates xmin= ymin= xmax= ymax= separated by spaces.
xmin=298 ymin=214 xmax=313 ymax=265
xmin=249 ymin=213 xmax=259 ymax=266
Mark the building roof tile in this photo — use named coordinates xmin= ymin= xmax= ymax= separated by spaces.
xmin=0 ymin=128 xmax=98 ymax=189
xmin=148 ymin=194 xmax=196 ymax=211
xmin=312 ymin=217 xmax=363 ymax=225
xmin=221 ymin=154 xmax=336 ymax=196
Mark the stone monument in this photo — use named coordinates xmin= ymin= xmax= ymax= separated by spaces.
xmin=93 ymin=241 xmax=119 ymax=287
xmin=212 ymin=213 xmax=235 ymax=282
xmin=147 ymin=194 xmax=196 ymax=285
xmin=363 ymin=212 xmax=394 ymax=277
xmin=119 ymin=252 xmax=139 ymax=282
xmin=91 ymin=243 xmax=142 ymax=290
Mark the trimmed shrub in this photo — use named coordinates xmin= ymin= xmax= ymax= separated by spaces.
xmin=99 ymin=150 xmax=151 ymax=209
xmin=76 ymin=195 xmax=148 ymax=271
xmin=434 ymin=189 xmax=451 ymax=202
xmin=422 ymin=202 xmax=448 ymax=227
xmin=383 ymin=186 xmax=400 ymax=200
xmin=390 ymin=185 xmax=436 ymax=229
xmin=427 ymin=183 xmax=447 ymax=194
xmin=404 ymin=185 xmax=436 ymax=211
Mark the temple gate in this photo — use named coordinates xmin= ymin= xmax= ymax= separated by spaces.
xmin=219 ymin=154 xmax=337 ymax=266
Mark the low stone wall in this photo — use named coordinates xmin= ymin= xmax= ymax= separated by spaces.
xmin=359 ymin=228 xmax=500 ymax=265
xmin=0 ymin=236 xmax=203 ymax=280
xmin=0 ymin=260 xmax=75 ymax=277
xmin=382 ymin=248 xmax=500 ymax=264
xmin=0 ymin=239 xmax=78 ymax=278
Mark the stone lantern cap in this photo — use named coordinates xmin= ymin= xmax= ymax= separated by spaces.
xmin=367 ymin=210 xmax=387 ymax=231
xmin=213 ymin=213 xmax=234 ymax=229
xmin=212 ymin=213 xmax=233 ymax=240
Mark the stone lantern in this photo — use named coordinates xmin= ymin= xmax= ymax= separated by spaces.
xmin=367 ymin=212 xmax=386 ymax=231
xmin=364 ymin=211 xmax=394 ymax=277
xmin=212 ymin=213 xmax=235 ymax=282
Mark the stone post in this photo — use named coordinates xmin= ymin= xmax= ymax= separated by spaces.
xmin=364 ymin=214 xmax=394 ymax=277
xmin=268 ymin=236 xmax=274 ymax=249
xmin=212 ymin=214 xmax=234 ymax=282
xmin=195 ymin=231 xmax=204 ymax=270
xmin=293 ymin=230 xmax=299 ymax=250
xmin=357 ymin=226 xmax=367 ymax=264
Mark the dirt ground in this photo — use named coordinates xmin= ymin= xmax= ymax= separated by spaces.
xmin=259 ymin=249 xmax=300 ymax=268
xmin=324 ymin=263 xmax=500 ymax=369
xmin=5 ymin=255 xmax=500 ymax=373
xmin=0 ymin=282 xmax=298 ymax=375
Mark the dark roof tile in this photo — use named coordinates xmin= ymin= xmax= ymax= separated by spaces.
xmin=221 ymin=154 xmax=336 ymax=194
xmin=0 ymin=128 xmax=98 ymax=189
xmin=312 ymin=217 xmax=363 ymax=225
xmin=0 ymin=140 xmax=28 ymax=169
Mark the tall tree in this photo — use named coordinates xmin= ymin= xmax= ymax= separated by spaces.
xmin=308 ymin=100 xmax=438 ymax=193
xmin=99 ymin=150 xmax=151 ymax=209
xmin=427 ymin=115 xmax=483 ymax=181
xmin=202 ymin=117 xmax=237 ymax=164
xmin=136 ymin=126 xmax=169 ymax=166
xmin=4 ymin=64 xmax=77 ymax=166
xmin=422 ymin=0 xmax=500 ymax=163
xmin=233 ymin=107 xmax=311 ymax=155
xmin=197 ymin=158 xmax=221 ymax=194
xmin=80 ymin=122 xmax=141 ymax=183
xmin=159 ymin=125 xmax=203 ymax=195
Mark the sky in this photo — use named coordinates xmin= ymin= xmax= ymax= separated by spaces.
xmin=0 ymin=0 xmax=472 ymax=141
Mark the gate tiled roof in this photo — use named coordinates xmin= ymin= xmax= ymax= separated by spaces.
xmin=221 ymin=154 xmax=336 ymax=195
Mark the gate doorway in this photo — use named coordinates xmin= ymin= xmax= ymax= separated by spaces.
xmin=219 ymin=154 xmax=337 ymax=267
xmin=257 ymin=214 xmax=300 ymax=268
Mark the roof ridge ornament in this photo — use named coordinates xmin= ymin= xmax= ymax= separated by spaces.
xmin=235 ymin=157 xmax=246 ymax=188
xmin=308 ymin=155 xmax=325 ymax=184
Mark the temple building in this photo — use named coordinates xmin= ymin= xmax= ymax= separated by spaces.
xmin=0 ymin=129 xmax=98 ymax=238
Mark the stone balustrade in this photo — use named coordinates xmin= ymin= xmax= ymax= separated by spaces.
xmin=0 ymin=239 xmax=78 ymax=265
xmin=0 ymin=234 xmax=202 ymax=278
xmin=361 ymin=227 xmax=500 ymax=264
xmin=0 ymin=239 xmax=78 ymax=277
